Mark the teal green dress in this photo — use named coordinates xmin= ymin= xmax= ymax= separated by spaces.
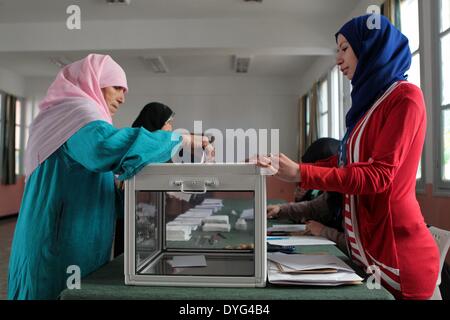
xmin=8 ymin=120 xmax=181 ymax=300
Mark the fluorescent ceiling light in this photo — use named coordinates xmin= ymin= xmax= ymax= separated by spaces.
xmin=233 ymin=56 xmax=251 ymax=73
xmin=49 ymin=56 xmax=72 ymax=68
xmin=142 ymin=56 xmax=169 ymax=74
xmin=106 ymin=0 xmax=131 ymax=5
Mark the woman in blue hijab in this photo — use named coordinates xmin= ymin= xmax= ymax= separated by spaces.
xmin=260 ymin=14 xmax=440 ymax=299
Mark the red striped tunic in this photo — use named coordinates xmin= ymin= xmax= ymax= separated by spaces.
xmin=300 ymin=81 xmax=439 ymax=299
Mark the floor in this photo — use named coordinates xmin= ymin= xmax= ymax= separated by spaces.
xmin=0 ymin=215 xmax=17 ymax=300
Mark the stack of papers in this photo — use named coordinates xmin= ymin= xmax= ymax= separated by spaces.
xmin=202 ymin=214 xmax=231 ymax=232
xmin=202 ymin=199 xmax=223 ymax=206
xmin=166 ymin=192 xmax=192 ymax=202
xmin=202 ymin=223 xmax=231 ymax=232
xmin=166 ymin=220 xmax=200 ymax=231
xmin=203 ymin=215 xmax=229 ymax=225
xmin=267 ymin=253 xmax=363 ymax=286
xmin=240 ymin=208 xmax=254 ymax=220
xmin=267 ymin=224 xmax=306 ymax=233
xmin=166 ymin=225 xmax=192 ymax=241
xmin=180 ymin=208 xmax=215 ymax=217
xmin=172 ymin=208 xmax=213 ymax=229
xmin=196 ymin=199 xmax=224 ymax=213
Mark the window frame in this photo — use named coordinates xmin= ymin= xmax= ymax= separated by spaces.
xmin=433 ymin=0 xmax=450 ymax=193
xmin=398 ymin=0 xmax=426 ymax=191
xmin=317 ymin=76 xmax=329 ymax=138
xmin=0 ymin=89 xmax=27 ymax=176
xmin=314 ymin=67 xmax=347 ymax=141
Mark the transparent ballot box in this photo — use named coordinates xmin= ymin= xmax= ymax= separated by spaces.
xmin=124 ymin=163 xmax=267 ymax=287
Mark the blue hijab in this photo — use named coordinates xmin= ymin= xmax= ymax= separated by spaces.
xmin=336 ymin=14 xmax=412 ymax=164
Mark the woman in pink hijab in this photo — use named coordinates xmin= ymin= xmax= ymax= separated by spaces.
xmin=7 ymin=54 xmax=198 ymax=300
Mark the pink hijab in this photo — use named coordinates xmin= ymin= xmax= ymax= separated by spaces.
xmin=24 ymin=54 xmax=128 ymax=179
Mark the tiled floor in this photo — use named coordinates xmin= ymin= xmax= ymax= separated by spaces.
xmin=0 ymin=215 xmax=17 ymax=300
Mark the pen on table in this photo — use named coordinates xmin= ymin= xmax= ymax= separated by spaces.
xmin=267 ymin=231 xmax=289 ymax=236
xmin=267 ymin=231 xmax=308 ymax=236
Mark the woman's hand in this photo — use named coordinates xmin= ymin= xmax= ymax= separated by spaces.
xmin=181 ymin=134 xmax=215 ymax=162
xmin=305 ymin=220 xmax=325 ymax=236
xmin=256 ymin=153 xmax=301 ymax=182
xmin=204 ymin=144 xmax=215 ymax=162
xmin=181 ymin=134 xmax=206 ymax=150
xmin=267 ymin=205 xmax=281 ymax=219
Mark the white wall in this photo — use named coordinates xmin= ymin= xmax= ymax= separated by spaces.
xmin=0 ymin=66 xmax=25 ymax=97
xmin=296 ymin=56 xmax=336 ymax=97
xmin=116 ymin=76 xmax=300 ymax=160
xmin=24 ymin=75 xmax=301 ymax=160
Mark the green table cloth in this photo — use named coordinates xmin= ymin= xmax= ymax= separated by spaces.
xmin=60 ymin=245 xmax=393 ymax=300
xmin=60 ymin=198 xmax=393 ymax=300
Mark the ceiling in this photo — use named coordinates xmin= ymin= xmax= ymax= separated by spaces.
xmin=0 ymin=0 xmax=359 ymax=23
xmin=0 ymin=50 xmax=317 ymax=77
xmin=0 ymin=0 xmax=363 ymax=78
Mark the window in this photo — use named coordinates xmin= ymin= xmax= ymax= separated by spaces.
xmin=15 ymin=100 xmax=21 ymax=175
xmin=438 ymin=0 xmax=450 ymax=185
xmin=330 ymin=66 xmax=343 ymax=139
xmin=24 ymin=99 xmax=38 ymax=148
xmin=400 ymin=0 xmax=421 ymax=88
xmin=0 ymin=93 xmax=2 ymax=174
xmin=318 ymin=79 xmax=329 ymax=138
xmin=399 ymin=0 xmax=424 ymax=182
xmin=305 ymin=94 xmax=310 ymax=139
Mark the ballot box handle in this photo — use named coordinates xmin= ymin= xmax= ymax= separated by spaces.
xmin=172 ymin=180 xmax=216 ymax=194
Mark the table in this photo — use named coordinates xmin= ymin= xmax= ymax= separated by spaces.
xmin=60 ymin=197 xmax=394 ymax=300
xmin=60 ymin=245 xmax=393 ymax=300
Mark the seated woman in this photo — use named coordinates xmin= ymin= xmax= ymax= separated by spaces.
xmin=132 ymin=101 xmax=174 ymax=131
xmin=267 ymin=138 xmax=347 ymax=254
xmin=113 ymin=102 xmax=209 ymax=256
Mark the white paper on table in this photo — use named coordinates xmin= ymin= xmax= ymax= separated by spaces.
xmin=267 ymin=224 xmax=306 ymax=232
xmin=267 ymin=261 xmax=363 ymax=286
xmin=169 ymin=255 xmax=207 ymax=268
xmin=267 ymin=236 xmax=335 ymax=246
xmin=267 ymin=252 xmax=355 ymax=273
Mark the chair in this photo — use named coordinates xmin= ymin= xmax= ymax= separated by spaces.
xmin=428 ymin=226 xmax=450 ymax=300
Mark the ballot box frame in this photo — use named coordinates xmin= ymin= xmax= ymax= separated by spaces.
xmin=124 ymin=163 xmax=267 ymax=287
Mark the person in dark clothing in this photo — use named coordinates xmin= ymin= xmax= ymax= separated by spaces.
xmin=267 ymin=138 xmax=346 ymax=253
xmin=132 ymin=102 xmax=175 ymax=132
